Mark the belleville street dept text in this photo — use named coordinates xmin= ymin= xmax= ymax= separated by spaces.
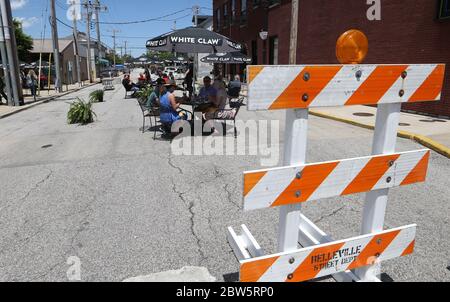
xmin=311 ymin=245 xmax=362 ymax=271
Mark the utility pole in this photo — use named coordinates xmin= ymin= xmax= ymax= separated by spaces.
xmin=69 ymin=0 xmax=82 ymax=86
xmin=288 ymin=0 xmax=299 ymax=64
xmin=50 ymin=0 xmax=63 ymax=92
xmin=0 ymin=0 xmax=21 ymax=106
xmin=124 ymin=41 xmax=127 ymax=58
xmin=0 ymin=6 xmax=12 ymax=106
xmin=83 ymin=1 xmax=93 ymax=83
xmin=108 ymin=29 xmax=120 ymax=68
xmin=94 ymin=0 xmax=107 ymax=78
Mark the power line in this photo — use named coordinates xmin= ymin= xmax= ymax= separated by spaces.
xmin=98 ymin=8 xmax=191 ymax=25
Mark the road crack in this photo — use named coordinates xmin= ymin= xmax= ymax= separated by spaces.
xmin=170 ymin=180 xmax=207 ymax=265
xmin=314 ymin=205 xmax=346 ymax=224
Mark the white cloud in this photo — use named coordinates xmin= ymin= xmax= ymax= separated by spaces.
xmin=11 ymin=0 xmax=28 ymax=10
xmin=14 ymin=17 xmax=38 ymax=29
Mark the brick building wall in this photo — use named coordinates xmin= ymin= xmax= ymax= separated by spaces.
xmin=297 ymin=0 xmax=450 ymax=118
xmin=213 ymin=0 xmax=450 ymax=117
xmin=213 ymin=0 xmax=292 ymax=75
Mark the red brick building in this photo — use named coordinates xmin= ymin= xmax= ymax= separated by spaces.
xmin=213 ymin=0 xmax=450 ymax=117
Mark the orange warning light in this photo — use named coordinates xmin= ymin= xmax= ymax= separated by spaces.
xmin=336 ymin=30 xmax=369 ymax=64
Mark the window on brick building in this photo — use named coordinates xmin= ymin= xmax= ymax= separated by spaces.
xmin=438 ymin=0 xmax=450 ymax=20
xmin=269 ymin=36 xmax=279 ymax=65
xmin=224 ymin=3 xmax=229 ymax=27
xmin=240 ymin=0 xmax=248 ymax=25
xmin=216 ymin=7 xmax=221 ymax=29
xmin=231 ymin=0 xmax=236 ymax=24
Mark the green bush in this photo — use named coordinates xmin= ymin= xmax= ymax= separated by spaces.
xmin=89 ymin=89 xmax=104 ymax=103
xmin=135 ymin=86 xmax=153 ymax=103
xmin=67 ymin=98 xmax=96 ymax=125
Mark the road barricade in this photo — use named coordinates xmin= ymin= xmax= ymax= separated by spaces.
xmin=228 ymin=63 xmax=445 ymax=282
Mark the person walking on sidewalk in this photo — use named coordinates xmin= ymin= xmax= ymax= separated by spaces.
xmin=27 ymin=70 xmax=38 ymax=101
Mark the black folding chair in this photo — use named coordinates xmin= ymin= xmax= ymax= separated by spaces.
xmin=211 ymin=97 xmax=246 ymax=138
xmin=137 ymin=99 xmax=160 ymax=139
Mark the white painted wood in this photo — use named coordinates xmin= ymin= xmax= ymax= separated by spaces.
xmin=240 ymin=225 xmax=264 ymax=258
xmin=244 ymin=150 xmax=429 ymax=211
xmin=241 ymin=225 xmax=416 ymax=282
xmin=277 ymin=109 xmax=308 ymax=253
xmin=355 ymin=102 xmax=402 ymax=281
xmin=298 ymin=214 xmax=358 ymax=282
xmin=247 ymin=64 xmax=444 ymax=110
xmin=227 ymin=227 xmax=251 ymax=261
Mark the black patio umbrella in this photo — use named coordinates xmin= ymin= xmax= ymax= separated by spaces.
xmin=146 ymin=26 xmax=243 ymax=53
xmin=200 ymin=52 xmax=252 ymax=64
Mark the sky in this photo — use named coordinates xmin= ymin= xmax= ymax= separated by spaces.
xmin=11 ymin=0 xmax=213 ymax=57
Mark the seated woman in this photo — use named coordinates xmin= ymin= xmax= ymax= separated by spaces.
xmin=159 ymin=81 xmax=188 ymax=134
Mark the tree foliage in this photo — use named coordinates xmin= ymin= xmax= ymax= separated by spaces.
xmin=13 ymin=20 xmax=33 ymax=62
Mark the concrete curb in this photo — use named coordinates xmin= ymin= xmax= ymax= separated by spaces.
xmin=0 ymin=82 xmax=100 ymax=120
xmin=310 ymin=110 xmax=450 ymax=159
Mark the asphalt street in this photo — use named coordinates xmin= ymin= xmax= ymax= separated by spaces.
xmin=0 ymin=76 xmax=449 ymax=282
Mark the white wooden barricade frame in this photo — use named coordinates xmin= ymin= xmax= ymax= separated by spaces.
xmin=227 ymin=64 xmax=446 ymax=282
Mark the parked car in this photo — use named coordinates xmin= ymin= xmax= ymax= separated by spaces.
xmin=100 ymin=68 xmax=118 ymax=79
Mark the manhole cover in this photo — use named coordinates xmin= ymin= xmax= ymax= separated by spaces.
xmin=41 ymin=144 xmax=53 ymax=149
xmin=353 ymin=112 xmax=374 ymax=117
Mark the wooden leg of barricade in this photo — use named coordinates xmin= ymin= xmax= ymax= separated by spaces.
xmin=278 ymin=109 xmax=308 ymax=253
xmin=355 ymin=103 xmax=402 ymax=281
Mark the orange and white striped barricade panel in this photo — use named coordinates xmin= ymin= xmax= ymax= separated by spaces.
xmin=243 ymin=149 xmax=430 ymax=211
xmin=240 ymin=225 xmax=416 ymax=282
xmin=247 ymin=64 xmax=445 ymax=110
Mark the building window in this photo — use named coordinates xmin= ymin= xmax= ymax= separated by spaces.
xmin=253 ymin=0 xmax=261 ymax=8
xmin=223 ymin=4 xmax=229 ymax=27
xmin=240 ymin=0 xmax=247 ymax=25
xmin=231 ymin=0 xmax=236 ymax=24
xmin=438 ymin=0 xmax=450 ymax=20
xmin=216 ymin=8 xmax=221 ymax=29
xmin=269 ymin=36 xmax=278 ymax=65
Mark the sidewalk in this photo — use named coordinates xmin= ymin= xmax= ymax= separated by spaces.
xmin=0 ymin=81 xmax=100 ymax=119
xmin=310 ymin=105 xmax=450 ymax=158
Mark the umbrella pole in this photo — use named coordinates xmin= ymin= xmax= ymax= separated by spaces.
xmin=193 ymin=53 xmax=198 ymax=95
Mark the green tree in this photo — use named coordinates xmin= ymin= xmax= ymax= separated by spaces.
xmin=13 ymin=20 xmax=33 ymax=62
xmin=105 ymin=52 xmax=124 ymax=65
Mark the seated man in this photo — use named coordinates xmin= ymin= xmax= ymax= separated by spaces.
xmin=196 ymin=76 xmax=217 ymax=113
xmin=227 ymin=75 xmax=242 ymax=98
xmin=122 ymin=74 xmax=139 ymax=96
